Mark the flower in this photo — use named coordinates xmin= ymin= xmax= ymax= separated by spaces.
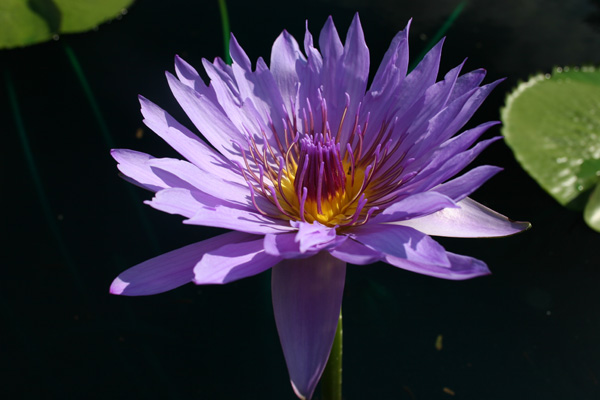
xmin=110 ymin=14 xmax=530 ymax=400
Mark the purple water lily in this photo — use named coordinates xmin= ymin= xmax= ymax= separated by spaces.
xmin=110 ymin=14 xmax=529 ymax=400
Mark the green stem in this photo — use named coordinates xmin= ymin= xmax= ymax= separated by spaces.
xmin=321 ymin=310 xmax=343 ymax=400
xmin=409 ymin=0 xmax=467 ymax=71
xmin=218 ymin=0 xmax=232 ymax=64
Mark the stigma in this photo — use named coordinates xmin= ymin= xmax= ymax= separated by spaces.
xmin=234 ymin=93 xmax=406 ymax=228
xmin=294 ymin=134 xmax=346 ymax=214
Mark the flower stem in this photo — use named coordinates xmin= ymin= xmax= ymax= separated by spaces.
xmin=321 ymin=309 xmax=342 ymax=400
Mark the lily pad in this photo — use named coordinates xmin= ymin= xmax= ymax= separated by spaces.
xmin=0 ymin=0 xmax=133 ymax=49
xmin=502 ymin=66 xmax=600 ymax=231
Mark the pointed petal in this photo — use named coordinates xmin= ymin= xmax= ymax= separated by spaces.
xmin=194 ymin=238 xmax=281 ymax=284
xmin=373 ymin=191 xmax=458 ymax=223
xmin=110 ymin=231 xmax=251 ymax=296
xmin=272 ymin=252 xmax=346 ymax=400
xmin=174 ymin=55 xmax=216 ymax=100
xmin=111 ymin=149 xmax=165 ymax=192
xmin=328 ymin=238 xmax=382 ymax=265
xmin=393 ymin=197 xmax=531 ymax=238
xmin=351 ymin=223 xmax=450 ymax=266
xmin=139 ymin=95 xmax=243 ymax=183
xmin=385 ymin=250 xmax=491 ymax=280
xmin=270 ymin=30 xmax=306 ymax=112
xmin=146 ymin=188 xmax=293 ymax=234
xmin=264 ymin=222 xmax=344 ymax=258
xmin=433 ymin=165 xmax=503 ymax=202
xmin=145 ymin=157 xmax=250 ymax=206
xmin=165 ymin=72 xmax=246 ymax=160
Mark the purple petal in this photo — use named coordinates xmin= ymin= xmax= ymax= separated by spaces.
xmin=368 ymin=20 xmax=410 ymax=98
xmin=227 ymin=35 xmax=289 ymax=146
xmin=183 ymin=201 xmax=294 ymax=235
xmin=146 ymin=188 xmax=291 ymax=234
xmin=447 ymin=68 xmax=487 ymax=103
xmin=146 ymin=157 xmax=250 ymax=206
xmin=264 ymin=222 xmax=345 ymax=258
xmin=373 ymin=191 xmax=458 ymax=223
xmin=111 ymin=149 xmax=164 ymax=192
xmin=193 ymin=238 xmax=281 ymax=284
xmin=351 ymin=223 xmax=450 ymax=266
xmin=318 ymin=16 xmax=344 ymax=72
xmin=270 ymin=30 xmax=306 ymax=113
xmin=393 ymin=197 xmax=531 ymax=238
xmin=272 ymin=252 xmax=346 ymax=400
xmin=110 ymin=231 xmax=252 ymax=296
xmin=138 ymin=96 xmax=243 ymax=184
xmin=174 ymin=55 xmax=217 ymax=100
xmin=433 ymin=165 xmax=503 ymax=202
xmin=328 ymin=238 xmax=382 ymax=265
xmin=165 ymin=72 xmax=247 ymax=160
xmin=385 ymin=251 xmax=491 ymax=280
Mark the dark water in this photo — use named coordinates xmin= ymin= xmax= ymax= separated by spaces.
xmin=3 ymin=0 xmax=600 ymax=399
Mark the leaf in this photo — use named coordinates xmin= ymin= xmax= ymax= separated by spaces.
xmin=501 ymin=66 xmax=600 ymax=225
xmin=584 ymin=180 xmax=600 ymax=231
xmin=0 ymin=0 xmax=134 ymax=49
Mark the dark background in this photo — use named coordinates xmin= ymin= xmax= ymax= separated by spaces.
xmin=3 ymin=0 xmax=600 ymax=399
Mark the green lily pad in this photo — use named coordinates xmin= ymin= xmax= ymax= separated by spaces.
xmin=0 ymin=0 xmax=133 ymax=49
xmin=502 ymin=66 xmax=600 ymax=231
xmin=584 ymin=180 xmax=600 ymax=231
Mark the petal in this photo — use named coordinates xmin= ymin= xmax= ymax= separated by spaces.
xmin=368 ymin=20 xmax=410 ymax=98
xmin=351 ymin=223 xmax=450 ymax=267
xmin=146 ymin=188 xmax=293 ymax=234
xmin=272 ymin=252 xmax=346 ymax=400
xmin=111 ymin=149 xmax=164 ymax=192
xmin=184 ymin=203 xmax=293 ymax=235
xmin=193 ymin=238 xmax=281 ymax=284
xmin=165 ymin=71 xmax=247 ymax=160
xmin=384 ymin=251 xmax=491 ymax=280
xmin=323 ymin=14 xmax=370 ymax=149
xmin=110 ymin=231 xmax=251 ymax=296
xmin=447 ymin=68 xmax=487 ymax=103
xmin=393 ymin=197 xmax=531 ymax=238
xmin=270 ymin=30 xmax=306 ymax=113
xmin=264 ymin=222 xmax=345 ymax=259
xmin=174 ymin=55 xmax=217 ymax=100
xmin=373 ymin=191 xmax=458 ymax=223
xmin=328 ymin=238 xmax=382 ymax=265
xmin=145 ymin=157 xmax=251 ymax=207
xmin=139 ymin=95 xmax=243 ymax=185
xmin=432 ymin=165 xmax=503 ymax=202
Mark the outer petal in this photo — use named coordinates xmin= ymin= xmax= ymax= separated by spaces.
xmin=432 ymin=165 xmax=503 ymax=202
xmin=328 ymin=238 xmax=382 ymax=265
xmin=146 ymin=188 xmax=292 ymax=234
xmin=139 ymin=95 xmax=244 ymax=185
xmin=270 ymin=30 xmax=306 ymax=114
xmin=385 ymin=251 xmax=491 ymax=280
xmin=193 ymin=238 xmax=282 ymax=284
xmin=110 ymin=231 xmax=252 ymax=296
xmin=264 ymin=221 xmax=345 ymax=258
xmin=350 ymin=223 xmax=450 ymax=267
xmin=111 ymin=149 xmax=165 ymax=192
xmin=393 ymin=197 xmax=531 ymax=238
xmin=166 ymin=71 xmax=246 ymax=160
xmin=373 ymin=191 xmax=458 ymax=223
xmin=272 ymin=252 xmax=346 ymax=400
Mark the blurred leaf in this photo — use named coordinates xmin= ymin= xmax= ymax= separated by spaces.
xmin=584 ymin=180 xmax=600 ymax=231
xmin=502 ymin=67 xmax=600 ymax=219
xmin=0 ymin=0 xmax=134 ymax=49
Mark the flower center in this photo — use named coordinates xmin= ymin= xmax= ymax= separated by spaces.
xmin=235 ymin=95 xmax=410 ymax=228
xmin=294 ymin=134 xmax=346 ymax=209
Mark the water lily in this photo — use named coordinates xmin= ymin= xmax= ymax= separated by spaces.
xmin=110 ymin=14 xmax=529 ymax=400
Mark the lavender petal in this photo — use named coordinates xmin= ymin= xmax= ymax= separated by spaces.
xmin=272 ymin=252 xmax=346 ymax=400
